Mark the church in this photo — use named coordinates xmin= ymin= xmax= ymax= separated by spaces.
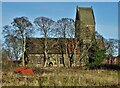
xmin=25 ymin=6 xmax=105 ymax=67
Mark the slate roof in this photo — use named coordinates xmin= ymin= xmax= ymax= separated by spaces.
xmin=26 ymin=38 xmax=81 ymax=54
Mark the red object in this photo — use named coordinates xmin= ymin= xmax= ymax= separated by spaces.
xmin=14 ymin=66 xmax=26 ymax=73
xmin=21 ymin=68 xmax=34 ymax=75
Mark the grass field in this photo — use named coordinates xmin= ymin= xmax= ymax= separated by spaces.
xmin=2 ymin=65 xmax=119 ymax=86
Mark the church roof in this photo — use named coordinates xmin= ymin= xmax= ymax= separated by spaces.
xmin=26 ymin=38 xmax=81 ymax=54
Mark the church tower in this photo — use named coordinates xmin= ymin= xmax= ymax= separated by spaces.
xmin=75 ymin=6 xmax=95 ymax=41
xmin=75 ymin=6 xmax=96 ymax=65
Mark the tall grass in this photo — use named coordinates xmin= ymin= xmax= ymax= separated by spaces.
xmin=2 ymin=66 xmax=119 ymax=86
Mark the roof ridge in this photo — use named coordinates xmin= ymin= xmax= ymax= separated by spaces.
xmin=77 ymin=6 xmax=92 ymax=9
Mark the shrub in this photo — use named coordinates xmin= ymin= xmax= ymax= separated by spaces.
xmin=87 ymin=41 xmax=106 ymax=68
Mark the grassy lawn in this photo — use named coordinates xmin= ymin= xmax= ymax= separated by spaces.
xmin=2 ymin=66 xmax=119 ymax=86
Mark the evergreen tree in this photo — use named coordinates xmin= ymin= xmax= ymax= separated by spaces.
xmin=87 ymin=40 xmax=106 ymax=67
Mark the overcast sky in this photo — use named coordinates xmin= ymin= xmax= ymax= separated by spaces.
xmin=2 ymin=2 xmax=118 ymax=39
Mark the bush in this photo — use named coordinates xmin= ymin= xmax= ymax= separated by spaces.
xmin=87 ymin=41 xmax=106 ymax=68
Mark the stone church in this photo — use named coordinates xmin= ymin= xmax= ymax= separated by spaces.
xmin=25 ymin=6 xmax=105 ymax=67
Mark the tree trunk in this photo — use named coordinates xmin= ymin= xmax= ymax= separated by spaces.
xmin=44 ymin=49 xmax=48 ymax=67
xmin=67 ymin=39 xmax=78 ymax=67
xmin=60 ymin=40 xmax=65 ymax=67
xmin=44 ymin=38 xmax=48 ymax=67
xmin=62 ymin=50 xmax=65 ymax=67
xmin=22 ymin=34 xmax=25 ymax=66
xmin=64 ymin=39 xmax=69 ymax=67
xmin=69 ymin=53 xmax=74 ymax=67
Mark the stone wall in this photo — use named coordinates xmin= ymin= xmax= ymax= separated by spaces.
xmin=28 ymin=54 xmax=81 ymax=67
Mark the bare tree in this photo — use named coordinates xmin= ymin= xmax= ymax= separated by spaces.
xmin=106 ymin=39 xmax=118 ymax=57
xmin=12 ymin=16 xmax=33 ymax=66
xmin=57 ymin=18 xmax=75 ymax=38
xmin=57 ymin=18 xmax=75 ymax=67
xmin=3 ymin=25 xmax=21 ymax=61
xmin=34 ymin=17 xmax=56 ymax=67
